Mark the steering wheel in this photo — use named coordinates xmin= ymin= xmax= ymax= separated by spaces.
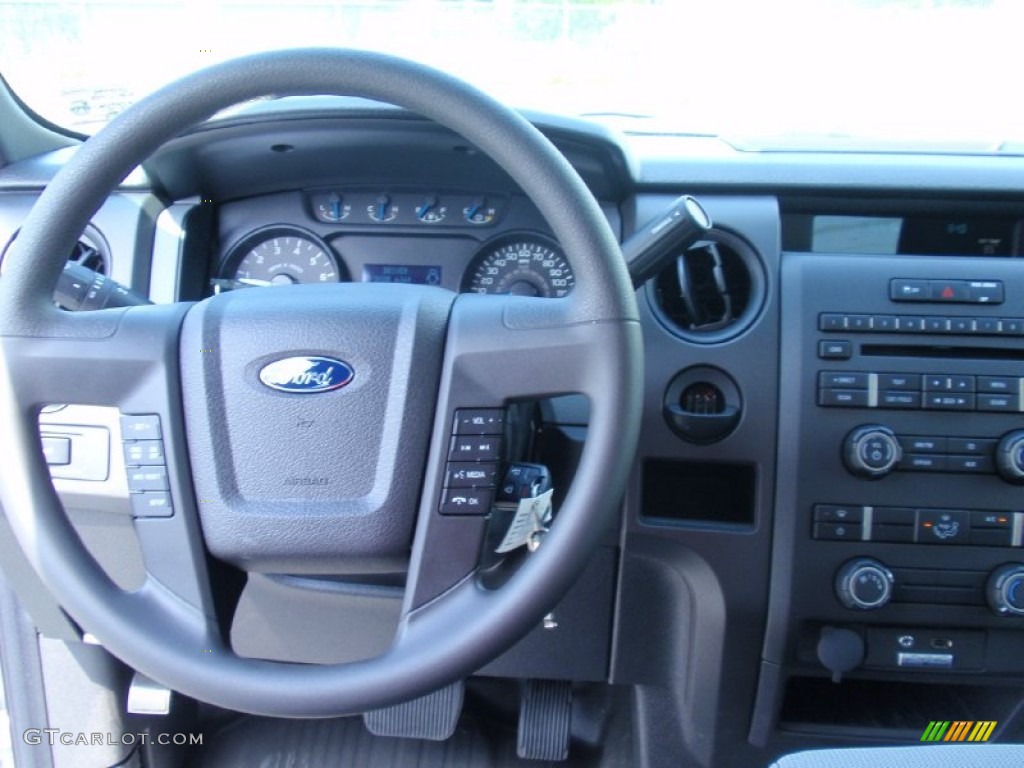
xmin=0 ymin=49 xmax=642 ymax=717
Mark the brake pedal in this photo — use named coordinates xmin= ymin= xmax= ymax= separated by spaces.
xmin=364 ymin=680 xmax=463 ymax=741
xmin=517 ymin=679 xmax=572 ymax=761
xmin=127 ymin=672 xmax=172 ymax=715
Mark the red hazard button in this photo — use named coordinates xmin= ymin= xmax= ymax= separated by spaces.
xmin=928 ymin=280 xmax=969 ymax=301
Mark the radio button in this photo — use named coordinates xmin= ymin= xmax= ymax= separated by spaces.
xmin=974 ymin=318 xmax=1001 ymax=334
xmin=819 ymin=389 xmax=869 ymax=408
xmin=949 ymin=318 xmax=974 ymax=334
xmin=947 ymin=455 xmax=995 ymax=473
xmin=871 ymin=315 xmax=897 ymax=331
xmin=880 ymin=391 xmax=920 ymax=409
xmin=898 ymin=436 xmax=946 ymax=454
xmin=978 ymin=376 xmax=1017 ymax=393
xmin=924 ymin=393 xmax=975 ymax=411
xmin=978 ymin=394 xmax=1019 ymax=412
xmin=998 ymin=319 xmax=1024 ymax=335
xmin=819 ymin=313 xmax=847 ymax=331
xmin=947 ymin=437 xmax=996 ymax=455
xmin=924 ymin=375 xmax=975 ymax=392
xmin=820 ymin=371 xmax=869 ymax=389
xmin=900 ymin=454 xmax=948 ymax=471
xmin=879 ymin=373 xmax=921 ymax=390
xmin=896 ymin=316 xmax=926 ymax=332
xmin=818 ymin=340 xmax=852 ymax=359
xmin=847 ymin=315 xmax=872 ymax=331
xmin=924 ymin=317 xmax=951 ymax=333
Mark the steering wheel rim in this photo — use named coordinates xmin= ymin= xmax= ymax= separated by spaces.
xmin=0 ymin=49 xmax=643 ymax=716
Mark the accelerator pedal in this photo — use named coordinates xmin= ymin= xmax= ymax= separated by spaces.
xmin=517 ymin=680 xmax=572 ymax=761
xmin=364 ymin=681 xmax=464 ymax=741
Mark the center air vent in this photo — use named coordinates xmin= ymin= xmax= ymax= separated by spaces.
xmin=649 ymin=229 xmax=764 ymax=344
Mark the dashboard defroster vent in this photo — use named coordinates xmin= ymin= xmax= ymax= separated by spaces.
xmin=649 ymin=229 xmax=765 ymax=344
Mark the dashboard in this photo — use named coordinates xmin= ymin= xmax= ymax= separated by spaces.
xmin=4 ymin=105 xmax=1024 ymax=767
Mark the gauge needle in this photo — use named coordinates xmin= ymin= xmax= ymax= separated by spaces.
xmin=209 ymin=277 xmax=274 ymax=293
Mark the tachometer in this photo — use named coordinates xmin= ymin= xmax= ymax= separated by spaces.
xmin=464 ymin=236 xmax=574 ymax=298
xmin=220 ymin=227 xmax=344 ymax=289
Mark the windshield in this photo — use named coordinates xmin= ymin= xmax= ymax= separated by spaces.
xmin=1 ymin=0 xmax=1022 ymax=151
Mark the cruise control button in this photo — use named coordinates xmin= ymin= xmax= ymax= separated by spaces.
xmin=126 ymin=467 xmax=169 ymax=492
xmin=444 ymin=462 xmax=498 ymax=488
xmin=123 ymin=440 xmax=166 ymax=466
xmin=818 ymin=389 xmax=869 ymax=408
xmin=820 ymin=372 xmax=869 ymax=389
xmin=120 ymin=414 xmax=162 ymax=440
xmin=439 ymin=487 xmax=494 ymax=515
xmin=131 ymin=492 xmax=173 ymax=518
xmin=818 ymin=340 xmax=852 ymax=359
xmin=917 ymin=509 xmax=969 ymax=544
xmin=453 ymin=409 xmax=505 ymax=435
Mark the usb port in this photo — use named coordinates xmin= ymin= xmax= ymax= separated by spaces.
xmin=930 ymin=638 xmax=954 ymax=650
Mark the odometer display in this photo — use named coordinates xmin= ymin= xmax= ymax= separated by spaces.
xmin=465 ymin=237 xmax=574 ymax=298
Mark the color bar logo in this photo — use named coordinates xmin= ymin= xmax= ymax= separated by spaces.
xmin=921 ymin=721 xmax=997 ymax=742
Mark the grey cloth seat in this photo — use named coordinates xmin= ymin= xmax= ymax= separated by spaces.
xmin=770 ymin=744 xmax=1024 ymax=767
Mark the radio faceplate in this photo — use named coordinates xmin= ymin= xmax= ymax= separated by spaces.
xmin=769 ymin=252 xmax=1024 ymax=680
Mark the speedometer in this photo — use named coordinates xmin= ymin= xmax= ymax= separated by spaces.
xmin=464 ymin=236 xmax=574 ymax=298
xmin=220 ymin=226 xmax=344 ymax=289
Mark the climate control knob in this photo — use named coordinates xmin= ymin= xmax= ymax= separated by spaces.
xmin=835 ymin=558 xmax=894 ymax=610
xmin=987 ymin=564 xmax=1024 ymax=616
xmin=843 ymin=425 xmax=902 ymax=479
xmin=995 ymin=430 xmax=1024 ymax=484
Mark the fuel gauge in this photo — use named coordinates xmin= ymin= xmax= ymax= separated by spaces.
xmin=416 ymin=196 xmax=447 ymax=224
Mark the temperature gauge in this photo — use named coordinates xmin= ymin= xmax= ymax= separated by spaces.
xmin=463 ymin=197 xmax=497 ymax=225
xmin=367 ymin=194 xmax=399 ymax=223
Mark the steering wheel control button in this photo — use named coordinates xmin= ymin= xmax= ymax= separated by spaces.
xmin=130 ymin=492 xmax=173 ymax=518
xmin=41 ymin=436 xmax=71 ymax=466
xmin=448 ymin=435 xmax=501 ymax=462
xmin=445 ymin=463 xmax=498 ymax=488
xmin=453 ymin=408 xmax=505 ymax=435
xmin=120 ymin=414 xmax=162 ymax=441
xmin=440 ymin=488 xmax=494 ymax=516
xmin=126 ymin=467 xmax=169 ymax=493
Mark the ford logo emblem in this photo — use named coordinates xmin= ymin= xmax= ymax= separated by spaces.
xmin=258 ymin=356 xmax=354 ymax=394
